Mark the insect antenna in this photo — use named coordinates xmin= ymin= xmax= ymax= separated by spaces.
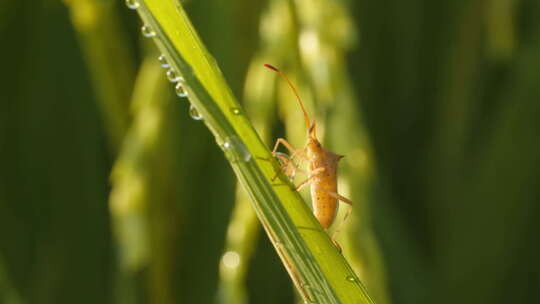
xmin=264 ymin=64 xmax=311 ymax=132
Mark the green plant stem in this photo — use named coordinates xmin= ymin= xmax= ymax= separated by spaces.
xmin=65 ymin=0 xmax=134 ymax=151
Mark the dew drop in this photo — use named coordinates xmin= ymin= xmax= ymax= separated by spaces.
xmin=346 ymin=275 xmax=357 ymax=283
xmin=222 ymin=136 xmax=252 ymax=162
xmin=175 ymin=83 xmax=188 ymax=98
xmin=141 ymin=25 xmax=155 ymax=38
xmin=158 ymin=54 xmax=170 ymax=68
xmin=125 ymin=0 xmax=139 ymax=9
xmin=189 ymin=104 xmax=203 ymax=120
xmin=230 ymin=107 xmax=241 ymax=115
xmin=166 ymin=68 xmax=182 ymax=83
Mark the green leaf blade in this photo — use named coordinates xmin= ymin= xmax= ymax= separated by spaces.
xmin=132 ymin=1 xmax=375 ymax=303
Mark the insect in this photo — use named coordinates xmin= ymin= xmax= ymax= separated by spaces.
xmin=264 ymin=64 xmax=353 ymax=246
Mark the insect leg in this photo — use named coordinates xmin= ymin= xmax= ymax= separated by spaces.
xmin=318 ymin=188 xmax=353 ymax=251
xmin=272 ymin=138 xmax=297 ymax=155
xmin=272 ymin=153 xmax=296 ymax=181
xmin=321 ymin=190 xmax=352 ymax=205
xmin=289 ymin=148 xmax=308 ymax=162
xmin=271 ymin=138 xmax=310 ymax=164
xmin=331 ymin=206 xmax=352 ymax=241
xmin=271 ymin=139 xmax=308 ymax=181
xmin=295 ymin=167 xmax=325 ymax=191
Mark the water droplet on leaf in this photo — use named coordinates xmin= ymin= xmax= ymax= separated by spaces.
xmin=189 ymin=104 xmax=203 ymax=120
xmin=175 ymin=83 xmax=188 ymax=98
xmin=158 ymin=54 xmax=170 ymax=68
xmin=222 ymin=136 xmax=252 ymax=162
xmin=230 ymin=107 xmax=241 ymax=115
xmin=125 ymin=0 xmax=139 ymax=9
xmin=141 ymin=25 xmax=155 ymax=37
xmin=166 ymin=68 xmax=182 ymax=83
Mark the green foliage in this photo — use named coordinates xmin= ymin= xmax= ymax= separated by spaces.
xmin=128 ymin=0 xmax=373 ymax=303
xmin=2 ymin=0 xmax=540 ymax=304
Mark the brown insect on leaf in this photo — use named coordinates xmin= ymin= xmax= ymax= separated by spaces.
xmin=264 ymin=64 xmax=353 ymax=248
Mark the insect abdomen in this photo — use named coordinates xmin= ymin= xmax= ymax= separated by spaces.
xmin=310 ymin=176 xmax=338 ymax=229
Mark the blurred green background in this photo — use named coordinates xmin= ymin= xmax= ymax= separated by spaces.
xmin=1 ymin=0 xmax=539 ymax=304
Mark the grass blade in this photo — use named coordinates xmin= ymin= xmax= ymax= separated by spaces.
xmin=130 ymin=1 xmax=375 ymax=302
